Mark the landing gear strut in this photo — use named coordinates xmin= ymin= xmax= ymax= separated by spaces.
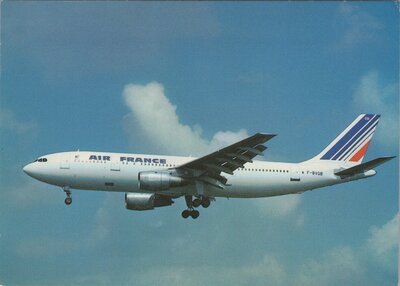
xmin=181 ymin=195 xmax=200 ymax=219
xmin=63 ymin=187 xmax=72 ymax=206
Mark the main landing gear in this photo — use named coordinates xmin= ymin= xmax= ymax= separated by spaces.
xmin=193 ymin=197 xmax=210 ymax=208
xmin=63 ymin=186 xmax=72 ymax=206
xmin=181 ymin=195 xmax=212 ymax=219
xmin=181 ymin=208 xmax=199 ymax=219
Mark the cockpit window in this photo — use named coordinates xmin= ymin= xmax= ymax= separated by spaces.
xmin=37 ymin=158 xmax=48 ymax=162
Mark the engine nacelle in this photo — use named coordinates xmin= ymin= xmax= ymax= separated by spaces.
xmin=125 ymin=193 xmax=173 ymax=211
xmin=138 ymin=171 xmax=189 ymax=191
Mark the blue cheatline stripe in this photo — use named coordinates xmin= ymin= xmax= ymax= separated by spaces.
xmin=320 ymin=114 xmax=374 ymax=160
xmin=331 ymin=115 xmax=380 ymax=160
xmin=340 ymin=119 xmax=379 ymax=161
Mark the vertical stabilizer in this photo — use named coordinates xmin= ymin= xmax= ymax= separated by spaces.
xmin=309 ymin=114 xmax=380 ymax=164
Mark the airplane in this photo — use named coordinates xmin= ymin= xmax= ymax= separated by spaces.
xmin=23 ymin=114 xmax=395 ymax=219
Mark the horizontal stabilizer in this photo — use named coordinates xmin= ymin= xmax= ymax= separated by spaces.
xmin=335 ymin=156 xmax=396 ymax=177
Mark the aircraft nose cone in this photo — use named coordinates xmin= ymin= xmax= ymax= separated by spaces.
xmin=23 ymin=163 xmax=35 ymax=177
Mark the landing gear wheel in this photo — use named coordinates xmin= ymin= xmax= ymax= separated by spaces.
xmin=201 ymin=199 xmax=210 ymax=208
xmin=65 ymin=197 xmax=72 ymax=205
xmin=181 ymin=210 xmax=190 ymax=219
xmin=63 ymin=187 xmax=72 ymax=206
xmin=191 ymin=210 xmax=200 ymax=219
xmin=183 ymin=195 xmax=200 ymax=219
xmin=193 ymin=198 xmax=202 ymax=208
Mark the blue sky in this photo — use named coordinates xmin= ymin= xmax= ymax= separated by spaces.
xmin=0 ymin=2 xmax=398 ymax=285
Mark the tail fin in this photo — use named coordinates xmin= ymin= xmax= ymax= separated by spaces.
xmin=310 ymin=114 xmax=380 ymax=164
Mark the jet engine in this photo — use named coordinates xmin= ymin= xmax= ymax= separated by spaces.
xmin=125 ymin=193 xmax=173 ymax=211
xmin=138 ymin=171 xmax=189 ymax=191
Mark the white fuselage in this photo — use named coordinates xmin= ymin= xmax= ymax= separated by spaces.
xmin=23 ymin=151 xmax=375 ymax=198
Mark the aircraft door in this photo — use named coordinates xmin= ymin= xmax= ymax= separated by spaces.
xmin=110 ymin=159 xmax=120 ymax=171
xmin=105 ymin=158 xmax=121 ymax=191
xmin=60 ymin=155 xmax=70 ymax=169
xmin=290 ymin=168 xmax=300 ymax=182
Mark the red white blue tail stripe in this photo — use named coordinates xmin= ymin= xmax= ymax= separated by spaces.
xmin=317 ymin=114 xmax=380 ymax=163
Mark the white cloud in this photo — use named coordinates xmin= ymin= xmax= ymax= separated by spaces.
xmin=336 ymin=4 xmax=384 ymax=49
xmin=241 ymin=254 xmax=286 ymax=284
xmin=295 ymin=246 xmax=363 ymax=286
xmin=123 ymin=82 xmax=207 ymax=155
xmin=89 ymin=197 xmax=113 ymax=242
xmin=121 ymin=254 xmax=287 ymax=286
xmin=255 ymin=194 xmax=301 ymax=218
xmin=352 ymin=71 xmax=399 ymax=148
xmin=293 ymin=213 xmax=398 ymax=285
xmin=366 ymin=213 xmax=399 ymax=267
xmin=123 ymin=81 xmax=248 ymax=156
xmin=0 ymin=107 xmax=37 ymax=134
xmin=210 ymin=129 xmax=249 ymax=150
xmin=120 ymin=222 xmax=397 ymax=286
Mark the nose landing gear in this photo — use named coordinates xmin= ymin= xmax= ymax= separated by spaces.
xmin=65 ymin=196 xmax=72 ymax=205
xmin=63 ymin=187 xmax=72 ymax=206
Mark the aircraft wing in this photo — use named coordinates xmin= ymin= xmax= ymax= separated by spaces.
xmin=335 ymin=156 xmax=396 ymax=177
xmin=175 ymin=133 xmax=276 ymax=189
